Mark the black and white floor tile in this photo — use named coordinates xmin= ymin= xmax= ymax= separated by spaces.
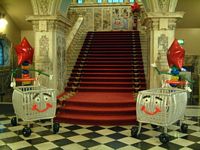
xmin=0 ymin=114 xmax=200 ymax=150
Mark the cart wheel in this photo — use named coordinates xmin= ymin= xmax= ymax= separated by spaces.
xmin=53 ymin=122 xmax=60 ymax=133
xmin=151 ymin=124 xmax=158 ymax=129
xmin=11 ymin=117 xmax=17 ymax=126
xmin=131 ymin=127 xmax=139 ymax=138
xmin=22 ymin=127 xmax=32 ymax=137
xmin=181 ymin=123 xmax=188 ymax=133
xmin=159 ymin=133 xmax=169 ymax=144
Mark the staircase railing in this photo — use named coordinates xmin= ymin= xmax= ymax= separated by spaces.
xmin=64 ymin=15 xmax=88 ymax=86
xmin=139 ymin=31 xmax=149 ymax=88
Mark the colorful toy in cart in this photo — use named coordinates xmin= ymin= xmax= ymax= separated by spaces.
xmin=151 ymin=39 xmax=194 ymax=90
xmin=131 ymin=88 xmax=188 ymax=144
xmin=10 ymin=38 xmax=59 ymax=137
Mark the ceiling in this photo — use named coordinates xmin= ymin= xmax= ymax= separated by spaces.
xmin=0 ymin=0 xmax=200 ymax=30
xmin=0 ymin=0 xmax=33 ymax=30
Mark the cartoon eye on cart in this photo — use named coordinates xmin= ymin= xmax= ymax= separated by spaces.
xmin=131 ymin=88 xmax=188 ymax=144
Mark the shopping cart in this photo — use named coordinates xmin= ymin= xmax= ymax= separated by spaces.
xmin=10 ymin=75 xmax=60 ymax=137
xmin=131 ymin=88 xmax=188 ymax=143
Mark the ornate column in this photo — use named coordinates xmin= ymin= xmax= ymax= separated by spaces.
xmin=27 ymin=0 xmax=72 ymax=93
xmin=141 ymin=0 xmax=184 ymax=88
xmin=199 ymin=74 xmax=200 ymax=104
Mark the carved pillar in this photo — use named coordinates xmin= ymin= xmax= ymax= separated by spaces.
xmin=27 ymin=16 xmax=71 ymax=92
xmin=27 ymin=0 xmax=72 ymax=93
xmin=199 ymin=74 xmax=200 ymax=104
xmin=141 ymin=0 xmax=184 ymax=88
xmin=143 ymin=12 xmax=184 ymax=88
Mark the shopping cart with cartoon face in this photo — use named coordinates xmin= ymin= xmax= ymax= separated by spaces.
xmin=10 ymin=76 xmax=60 ymax=137
xmin=131 ymin=88 xmax=188 ymax=143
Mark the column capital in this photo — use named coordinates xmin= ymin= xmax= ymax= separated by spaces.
xmin=26 ymin=14 xmax=72 ymax=32
xmin=142 ymin=11 xmax=184 ymax=30
xmin=146 ymin=11 xmax=184 ymax=18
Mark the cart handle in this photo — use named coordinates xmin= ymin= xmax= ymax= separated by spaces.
xmin=165 ymin=80 xmax=187 ymax=85
xmin=15 ymin=78 xmax=37 ymax=82
xmin=163 ymin=80 xmax=192 ymax=92
xmin=10 ymin=68 xmax=53 ymax=87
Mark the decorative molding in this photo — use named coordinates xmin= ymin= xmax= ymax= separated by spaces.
xmin=142 ymin=0 xmax=178 ymax=12
xmin=158 ymin=34 xmax=168 ymax=51
xmin=158 ymin=0 xmax=170 ymax=12
xmin=39 ymin=21 xmax=47 ymax=31
xmin=30 ymin=0 xmax=39 ymax=15
xmin=32 ymin=21 xmax=39 ymax=31
xmin=146 ymin=11 xmax=185 ymax=18
xmin=156 ymin=34 xmax=169 ymax=70
xmin=168 ymin=0 xmax=178 ymax=12
xmin=142 ymin=12 xmax=184 ymax=31
xmin=27 ymin=15 xmax=72 ymax=32
xmin=168 ymin=18 xmax=177 ymax=30
xmin=39 ymin=0 xmax=50 ymax=15
xmin=39 ymin=35 xmax=49 ymax=57
xmin=144 ymin=18 xmax=159 ymax=30
xmin=31 ymin=0 xmax=70 ymax=16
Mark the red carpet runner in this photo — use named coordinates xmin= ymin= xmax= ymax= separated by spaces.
xmin=55 ymin=31 xmax=146 ymax=125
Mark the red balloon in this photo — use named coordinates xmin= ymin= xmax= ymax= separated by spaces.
xmin=131 ymin=2 xmax=140 ymax=12
xmin=15 ymin=37 xmax=34 ymax=65
xmin=167 ymin=39 xmax=185 ymax=69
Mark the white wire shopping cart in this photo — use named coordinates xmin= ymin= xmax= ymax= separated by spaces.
xmin=131 ymin=87 xmax=188 ymax=143
xmin=10 ymin=75 xmax=60 ymax=137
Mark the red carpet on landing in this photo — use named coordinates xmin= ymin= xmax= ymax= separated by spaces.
xmin=55 ymin=31 xmax=146 ymax=125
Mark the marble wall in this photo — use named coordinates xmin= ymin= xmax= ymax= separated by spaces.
xmin=69 ymin=5 xmax=134 ymax=31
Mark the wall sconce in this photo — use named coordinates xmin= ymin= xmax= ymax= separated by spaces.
xmin=0 ymin=13 xmax=8 ymax=33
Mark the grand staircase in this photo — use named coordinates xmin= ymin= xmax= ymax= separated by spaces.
xmin=55 ymin=31 xmax=146 ymax=125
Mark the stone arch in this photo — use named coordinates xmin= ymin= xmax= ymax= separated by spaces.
xmin=30 ymin=0 xmax=71 ymax=16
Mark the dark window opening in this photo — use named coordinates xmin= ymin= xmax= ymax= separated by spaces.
xmin=0 ymin=41 xmax=4 ymax=65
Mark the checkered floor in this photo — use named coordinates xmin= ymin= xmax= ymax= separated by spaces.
xmin=0 ymin=115 xmax=200 ymax=150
